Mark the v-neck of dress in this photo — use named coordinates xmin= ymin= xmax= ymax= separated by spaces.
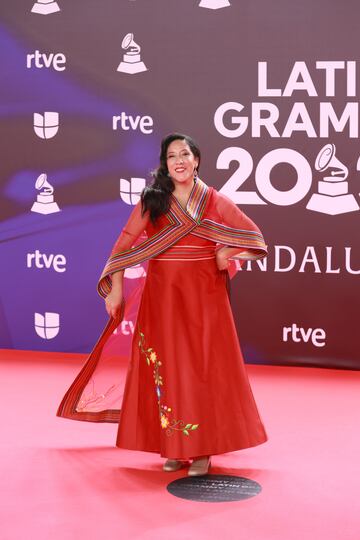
xmin=169 ymin=177 xmax=210 ymax=223
xmin=171 ymin=179 xmax=197 ymax=212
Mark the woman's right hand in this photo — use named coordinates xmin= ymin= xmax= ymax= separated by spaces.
xmin=105 ymin=287 xmax=123 ymax=319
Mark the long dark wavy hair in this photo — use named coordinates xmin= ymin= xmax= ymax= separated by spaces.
xmin=141 ymin=133 xmax=201 ymax=223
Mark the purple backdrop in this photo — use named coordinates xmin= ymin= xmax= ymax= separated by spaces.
xmin=1 ymin=0 xmax=359 ymax=369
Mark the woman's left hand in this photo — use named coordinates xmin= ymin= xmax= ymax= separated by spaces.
xmin=216 ymin=250 xmax=229 ymax=271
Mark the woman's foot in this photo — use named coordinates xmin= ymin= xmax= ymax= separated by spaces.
xmin=163 ymin=459 xmax=189 ymax=472
xmin=188 ymin=456 xmax=211 ymax=476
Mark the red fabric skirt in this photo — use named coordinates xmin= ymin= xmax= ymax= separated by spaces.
xmin=115 ymin=243 xmax=268 ymax=459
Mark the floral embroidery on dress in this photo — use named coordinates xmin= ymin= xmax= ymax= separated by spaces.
xmin=138 ymin=329 xmax=199 ymax=437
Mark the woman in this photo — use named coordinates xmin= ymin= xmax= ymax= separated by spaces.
xmin=57 ymin=133 xmax=268 ymax=476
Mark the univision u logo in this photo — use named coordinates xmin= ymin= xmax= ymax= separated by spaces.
xmin=120 ymin=177 xmax=146 ymax=205
xmin=33 ymin=112 xmax=59 ymax=139
xmin=34 ymin=312 xmax=60 ymax=339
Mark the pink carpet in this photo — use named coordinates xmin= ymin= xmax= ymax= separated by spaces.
xmin=1 ymin=349 xmax=359 ymax=540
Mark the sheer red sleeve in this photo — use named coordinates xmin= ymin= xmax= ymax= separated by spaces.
xmin=97 ymin=201 xmax=150 ymax=298
xmin=109 ymin=201 xmax=150 ymax=258
xmin=214 ymin=191 xmax=267 ymax=260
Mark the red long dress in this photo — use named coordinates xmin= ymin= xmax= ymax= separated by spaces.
xmin=57 ymin=178 xmax=268 ymax=459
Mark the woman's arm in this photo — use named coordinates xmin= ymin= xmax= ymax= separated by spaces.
xmin=105 ymin=269 xmax=124 ymax=318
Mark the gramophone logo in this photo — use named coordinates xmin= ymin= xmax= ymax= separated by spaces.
xmin=124 ymin=264 xmax=146 ymax=279
xmin=33 ymin=112 xmax=59 ymax=139
xmin=34 ymin=312 xmax=60 ymax=340
xmin=117 ymin=33 xmax=147 ymax=74
xmin=120 ymin=177 xmax=146 ymax=205
xmin=31 ymin=173 xmax=61 ymax=215
xmin=306 ymin=143 xmax=359 ymax=215
xmin=31 ymin=0 xmax=60 ymax=15
xmin=199 ymin=0 xmax=230 ymax=9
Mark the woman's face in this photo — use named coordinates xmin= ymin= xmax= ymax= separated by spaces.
xmin=166 ymin=139 xmax=199 ymax=184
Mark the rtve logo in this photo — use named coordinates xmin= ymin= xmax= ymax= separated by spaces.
xmin=112 ymin=113 xmax=153 ymax=134
xmin=26 ymin=50 xmax=66 ymax=71
xmin=27 ymin=250 xmax=67 ymax=273
xmin=34 ymin=312 xmax=60 ymax=340
xmin=113 ymin=320 xmax=135 ymax=336
xmin=283 ymin=324 xmax=326 ymax=348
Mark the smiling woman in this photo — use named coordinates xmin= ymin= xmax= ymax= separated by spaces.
xmin=57 ymin=133 xmax=268 ymax=477
xmin=139 ymin=133 xmax=202 ymax=223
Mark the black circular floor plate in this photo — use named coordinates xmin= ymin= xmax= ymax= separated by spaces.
xmin=167 ymin=474 xmax=262 ymax=502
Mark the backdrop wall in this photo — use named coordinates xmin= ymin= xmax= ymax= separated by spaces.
xmin=1 ymin=0 xmax=359 ymax=369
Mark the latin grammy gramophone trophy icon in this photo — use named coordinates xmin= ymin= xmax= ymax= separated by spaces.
xmin=31 ymin=0 xmax=60 ymax=15
xmin=306 ymin=143 xmax=359 ymax=215
xmin=117 ymin=33 xmax=147 ymax=74
xmin=199 ymin=0 xmax=230 ymax=9
xmin=31 ymin=174 xmax=60 ymax=215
